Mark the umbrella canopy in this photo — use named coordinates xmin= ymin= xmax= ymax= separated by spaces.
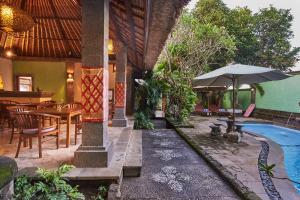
xmin=193 ymin=64 xmax=290 ymax=131
xmin=193 ymin=64 xmax=289 ymax=87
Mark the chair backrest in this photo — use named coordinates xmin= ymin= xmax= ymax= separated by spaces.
xmin=195 ymin=103 xmax=203 ymax=112
xmin=0 ymin=100 xmax=19 ymax=105
xmin=209 ymin=104 xmax=219 ymax=112
xmin=63 ymin=103 xmax=81 ymax=109
xmin=8 ymin=106 xmax=30 ymax=117
xmin=41 ymin=100 xmax=56 ymax=104
xmin=14 ymin=111 xmax=39 ymax=129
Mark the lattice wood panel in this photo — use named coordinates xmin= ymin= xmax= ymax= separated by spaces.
xmin=81 ymin=67 xmax=104 ymax=122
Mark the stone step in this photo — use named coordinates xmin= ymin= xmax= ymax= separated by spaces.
xmin=123 ymin=130 xmax=142 ymax=177
xmin=65 ymin=127 xmax=133 ymax=183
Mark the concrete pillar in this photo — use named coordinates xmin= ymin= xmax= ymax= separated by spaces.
xmin=112 ymin=43 xmax=128 ymax=127
xmin=74 ymin=0 xmax=113 ymax=167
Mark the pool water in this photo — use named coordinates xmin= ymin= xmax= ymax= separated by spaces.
xmin=242 ymin=124 xmax=300 ymax=193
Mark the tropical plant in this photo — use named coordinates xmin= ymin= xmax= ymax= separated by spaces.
xmin=259 ymin=162 xmax=276 ymax=177
xmin=134 ymin=71 xmax=167 ymax=129
xmin=160 ymin=11 xmax=236 ymax=80
xmin=92 ymin=186 xmax=108 ymax=200
xmin=155 ymin=11 xmax=235 ymax=121
xmin=133 ymin=111 xmax=154 ymax=130
xmin=155 ymin=62 xmax=197 ymax=122
xmin=14 ymin=165 xmax=85 ymax=200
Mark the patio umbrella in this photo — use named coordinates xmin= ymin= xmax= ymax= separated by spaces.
xmin=193 ymin=64 xmax=290 ymax=130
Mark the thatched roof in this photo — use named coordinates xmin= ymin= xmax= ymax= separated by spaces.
xmin=0 ymin=0 xmax=189 ymax=71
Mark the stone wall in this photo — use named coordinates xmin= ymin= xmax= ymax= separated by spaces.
xmin=0 ymin=156 xmax=18 ymax=200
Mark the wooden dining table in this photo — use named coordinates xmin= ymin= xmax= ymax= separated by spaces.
xmin=35 ymin=107 xmax=82 ymax=148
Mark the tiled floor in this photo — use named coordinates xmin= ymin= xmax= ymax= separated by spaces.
xmin=0 ymin=122 xmax=123 ymax=170
xmin=0 ymin=124 xmax=80 ymax=169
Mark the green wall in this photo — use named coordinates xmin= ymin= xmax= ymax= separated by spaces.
xmin=222 ymin=90 xmax=251 ymax=111
xmin=256 ymin=74 xmax=300 ymax=113
xmin=13 ymin=61 xmax=66 ymax=102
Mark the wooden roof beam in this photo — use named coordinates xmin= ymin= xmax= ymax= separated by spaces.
xmin=48 ymin=0 xmax=73 ymax=57
xmin=124 ymin=0 xmax=140 ymax=68
xmin=111 ymin=0 xmax=144 ymax=19
xmin=110 ymin=5 xmax=142 ymax=70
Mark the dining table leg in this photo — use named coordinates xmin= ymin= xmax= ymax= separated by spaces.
xmin=66 ymin=115 xmax=71 ymax=148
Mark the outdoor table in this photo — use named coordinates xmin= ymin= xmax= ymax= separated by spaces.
xmin=35 ymin=107 xmax=82 ymax=148
xmin=217 ymin=118 xmax=241 ymax=133
xmin=235 ymin=124 xmax=244 ymax=137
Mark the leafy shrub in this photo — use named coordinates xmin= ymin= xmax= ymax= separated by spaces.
xmin=92 ymin=186 xmax=108 ymax=200
xmin=134 ymin=71 xmax=167 ymax=129
xmin=134 ymin=111 xmax=154 ymax=130
xmin=14 ymin=165 xmax=85 ymax=200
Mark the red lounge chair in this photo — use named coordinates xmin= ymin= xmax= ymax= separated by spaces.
xmin=209 ymin=105 xmax=219 ymax=115
xmin=244 ymin=104 xmax=256 ymax=117
xmin=194 ymin=104 xmax=211 ymax=116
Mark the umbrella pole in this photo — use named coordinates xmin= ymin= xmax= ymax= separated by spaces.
xmin=232 ymin=77 xmax=236 ymax=131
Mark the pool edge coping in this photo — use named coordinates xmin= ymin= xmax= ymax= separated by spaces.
xmin=166 ymin=118 xmax=262 ymax=200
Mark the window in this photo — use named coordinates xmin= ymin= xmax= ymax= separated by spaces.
xmin=18 ymin=76 xmax=33 ymax=92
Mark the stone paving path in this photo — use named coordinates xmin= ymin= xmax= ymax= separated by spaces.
xmin=121 ymin=129 xmax=240 ymax=200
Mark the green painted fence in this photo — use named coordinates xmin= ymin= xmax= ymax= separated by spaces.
xmin=222 ymin=90 xmax=251 ymax=111
xmin=256 ymin=74 xmax=300 ymax=113
xmin=221 ymin=74 xmax=300 ymax=113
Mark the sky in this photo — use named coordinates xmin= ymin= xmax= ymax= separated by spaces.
xmin=186 ymin=0 xmax=300 ymax=68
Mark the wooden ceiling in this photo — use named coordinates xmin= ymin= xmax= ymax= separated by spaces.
xmin=0 ymin=0 xmax=189 ymax=71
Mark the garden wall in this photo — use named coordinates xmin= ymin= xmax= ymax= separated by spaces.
xmin=256 ymin=74 xmax=300 ymax=113
xmin=222 ymin=90 xmax=251 ymax=111
xmin=222 ymin=73 xmax=300 ymax=113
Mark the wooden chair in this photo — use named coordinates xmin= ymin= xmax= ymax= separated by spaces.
xmin=63 ymin=103 xmax=82 ymax=145
xmin=75 ymin=115 xmax=82 ymax=145
xmin=8 ymin=106 xmax=30 ymax=144
xmin=0 ymin=100 xmax=19 ymax=127
xmin=14 ymin=111 xmax=61 ymax=158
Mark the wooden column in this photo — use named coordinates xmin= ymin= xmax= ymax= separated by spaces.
xmin=74 ymin=0 xmax=112 ymax=167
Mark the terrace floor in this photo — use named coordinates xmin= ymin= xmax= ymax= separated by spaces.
xmin=0 ymin=123 xmax=124 ymax=170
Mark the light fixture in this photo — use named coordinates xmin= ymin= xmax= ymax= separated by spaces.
xmin=5 ymin=50 xmax=14 ymax=57
xmin=108 ymin=39 xmax=114 ymax=54
xmin=0 ymin=74 xmax=4 ymax=90
xmin=67 ymin=73 xmax=74 ymax=82
xmin=0 ymin=3 xmax=35 ymax=32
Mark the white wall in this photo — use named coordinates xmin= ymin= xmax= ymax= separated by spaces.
xmin=0 ymin=57 xmax=13 ymax=91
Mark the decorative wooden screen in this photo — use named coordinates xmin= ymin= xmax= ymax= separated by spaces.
xmin=81 ymin=67 xmax=103 ymax=122
xmin=115 ymin=82 xmax=125 ymax=108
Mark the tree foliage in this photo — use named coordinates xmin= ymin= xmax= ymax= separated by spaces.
xmin=226 ymin=7 xmax=259 ymax=65
xmin=159 ymin=12 xmax=235 ymax=81
xmin=193 ymin=0 xmax=299 ymax=70
xmin=155 ymin=12 xmax=235 ymax=121
xmin=253 ymin=6 xmax=300 ymax=70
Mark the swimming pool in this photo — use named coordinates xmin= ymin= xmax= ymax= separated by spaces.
xmin=242 ymin=124 xmax=300 ymax=193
